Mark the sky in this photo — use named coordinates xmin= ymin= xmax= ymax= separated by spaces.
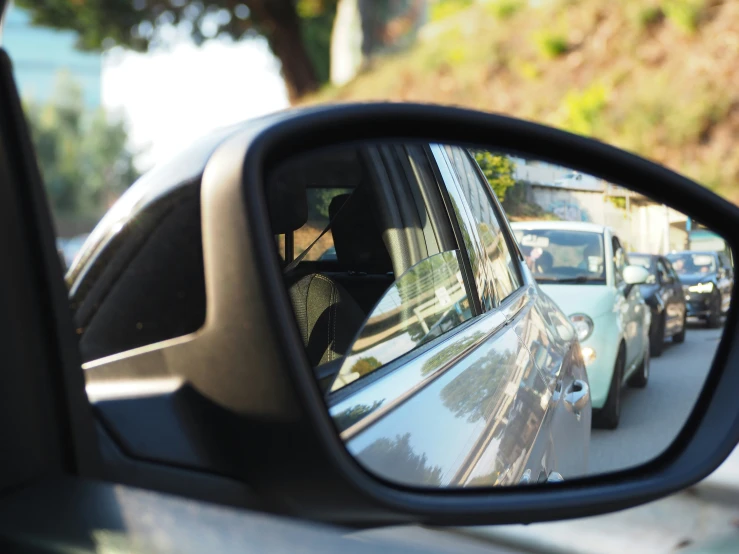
xmin=3 ymin=4 xmax=290 ymax=171
xmin=102 ymin=38 xmax=289 ymax=171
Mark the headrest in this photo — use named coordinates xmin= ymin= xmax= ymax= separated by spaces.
xmin=267 ymin=173 xmax=308 ymax=234
xmin=329 ymin=190 xmax=393 ymax=273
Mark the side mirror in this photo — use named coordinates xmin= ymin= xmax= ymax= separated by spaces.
xmin=80 ymin=103 xmax=739 ymax=528
xmin=623 ymin=265 xmax=650 ymax=285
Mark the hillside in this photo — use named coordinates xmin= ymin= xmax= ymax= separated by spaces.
xmin=304 ymin=0 xmax=739 ymax=203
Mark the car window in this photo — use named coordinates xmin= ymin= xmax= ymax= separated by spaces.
xmin=443 ymin=145 xmax=522 ymax=302
xmin=664 ymin=259 xmax=680 ymax=281
xmin=513 ymin=229 xmax=606 ymax=284
xmin=292 ymin=188 xmax=352 ymax=262
xmin=330 ymin=250 xmax=474 ymax=392
xmin=628 ymin=254 xmax=652 ymax=270
xmin=668 ymin=252 xmax=718 ymax=275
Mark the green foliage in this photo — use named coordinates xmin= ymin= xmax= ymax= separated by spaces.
xmin=558 ymin=83 xmax=609 ymax=136
xmin=635 ymin=5 xmax=663 ymax=28
xmin=300 ymin=1 xmax=339 ymax=85
xmin=663 ymin=0 xmax=705 ymax=35
xmin=430 ymin=0 xmax=474 ymax=22
xmin=16 ymin=0 xmax=338 ymax=99
xmin=24 ymin=72 xmax=139 ymax=219
xmin=533 ymin=30 xmax=569 ymax=59
xmin=471 ymin=150 xmax=516 ymax=201
xmin=487 ymin=0 xmax=524 ymax=20
xmin=608 ymin=196 xmax=627 ymax=209
xmin=333 ymin=400 xmax=384 ymax=431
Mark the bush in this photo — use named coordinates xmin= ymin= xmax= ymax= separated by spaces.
xmin=558 ymin=83 xmax=609 ymax=136
xmin=430 ymin=0 xmax=474 ymax=22
xmin=487 ymin=0 xmax=524 ymax=20
xmin=663 ymin=0 xmax=705 ymax=35
xmin=471 ymin=150 xmax=516 ymax=200
xmin=533 ymin=30 xmax=569 ymax=59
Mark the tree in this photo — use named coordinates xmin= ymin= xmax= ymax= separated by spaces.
xmin=24 ymin=71 xmax=139 ymax=220
xmin=358 ymin=433 xmax=443 ymax=486
xmin=16 ymin=0 xmax=338 ymax=103
xmin=471 ymin=150 xmax=516 ymax=201
xmin=439 ymin=349 xmax=513 ymax=423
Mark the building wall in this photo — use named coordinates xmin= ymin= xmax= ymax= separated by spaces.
xmin=526 ymin=184 xmax=687 ymax=255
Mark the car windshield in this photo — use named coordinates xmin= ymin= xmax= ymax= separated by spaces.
xmin=628 ymin=254 xmax=653 ymax=271
xmin=513 ymin=229 xmax=606 ymax=284
xmin=667 ymin=253 xmax=717 ymax=276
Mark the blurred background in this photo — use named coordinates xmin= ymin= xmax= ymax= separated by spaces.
xmin=1 ymin=0 xmax=736 ymax=265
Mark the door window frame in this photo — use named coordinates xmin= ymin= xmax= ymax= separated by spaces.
xmin=326 ymin=144 xmax=534 ymax=434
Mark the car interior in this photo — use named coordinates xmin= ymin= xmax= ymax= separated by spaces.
xmin=267 ymin=143 xmax=460 ymax=389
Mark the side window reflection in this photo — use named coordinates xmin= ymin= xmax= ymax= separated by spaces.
xmin=331 ymin=250 xmax=473 ymax=392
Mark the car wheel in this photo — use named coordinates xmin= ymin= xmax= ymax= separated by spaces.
xmin=673 ymin=311 xmax=687 ymax=343
xmin=628 ymin=341 xmax=650 ymax=388
xmin=650 ymin=313 xmax=665 ymax=357
xmin=707 ymin=293 xmax=722 ymax=329
xmin=593 ymin=346 xmax=624 ymax=430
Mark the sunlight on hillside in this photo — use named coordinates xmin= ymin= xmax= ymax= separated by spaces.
xmin=305 ymin=0 xmax=739 ymax=204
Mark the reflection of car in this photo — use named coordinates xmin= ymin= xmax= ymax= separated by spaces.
xmin=70 ymin=140 xmax=591 ymax=489
xmin=511 ymin=222 xmax=651 ymax=430
xmin=628 ymin=253 xmax=687 ymax=357
xmin=667 ymin=251 xmax=733 ymax=328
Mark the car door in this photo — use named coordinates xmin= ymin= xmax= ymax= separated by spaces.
xmin=437 ymin=145 xmax=588 ymax=482
xmin=438 ymin=144 xmax=555 ymax=484
xmin=718 ymin=253 xmax=733 ymax=313
xmin=329 ymin=144 xmax=552 ymax=487
xmin=614 ymin=237 xmax=645 ymax=372
xmin=658 ymin=257 xmax=684 ymax=335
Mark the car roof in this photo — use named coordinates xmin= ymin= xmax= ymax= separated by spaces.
xmin=510 ymin=220 xmax=609 ymax=234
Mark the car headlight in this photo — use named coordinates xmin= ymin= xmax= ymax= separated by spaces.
xmin=688 ymin=282 xmax=714 ymax=294
xmin=581 ymin=347 xmax=596 ymax=365
xmin=569 ymin=313 xmax=594 ymax=342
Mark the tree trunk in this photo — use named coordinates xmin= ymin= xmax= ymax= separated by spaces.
xmin=247 ymin=0 xmax=320 ymax=103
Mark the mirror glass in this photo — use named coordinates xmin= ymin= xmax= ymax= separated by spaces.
xmin=269 ymin=142 xmax=732 ymax=488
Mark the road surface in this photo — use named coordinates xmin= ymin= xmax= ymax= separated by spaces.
xmin=589 ymin=321 xmax=723 ymax=476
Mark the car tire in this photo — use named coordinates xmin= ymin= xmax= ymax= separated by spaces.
xmin=650 ymin=313 xmax=665 ymax=357
xmin=593 ymin=346 xmax=624 ymax=430
xmin=707 ymin=293 xmax=722 ymax=329
xmin=628 ymin=342 xmax=650 ymax=389
xmin=673 ymin=312 xmax=687 ymax=343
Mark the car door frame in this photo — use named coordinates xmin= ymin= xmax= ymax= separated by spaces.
xmin=430 ymin=144 xmax=559 ymax=482
xmin=718 ymin=253 xmax=733 ymax=313
xmin=657 ymin=256 xmax=682 ymax=336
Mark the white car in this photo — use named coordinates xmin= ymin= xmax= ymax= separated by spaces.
xmin=511 ymin=222 xmax=651 ymax=429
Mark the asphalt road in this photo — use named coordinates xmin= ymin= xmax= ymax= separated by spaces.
xmin=588 ymin=321 xmax=724 ymax=476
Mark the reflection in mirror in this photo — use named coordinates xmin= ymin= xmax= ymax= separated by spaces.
xmin=267 ymin=141 xmax=732 ymax=489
